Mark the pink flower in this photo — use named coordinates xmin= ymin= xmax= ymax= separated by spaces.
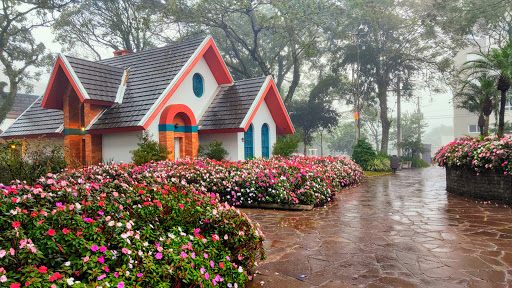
xmin=97 ymin=274 xmax=106 ymax=281
xmin=137 ymin=273 xmax=143 ymax=277
xmin=179 ymin=204 xmax=184 ymax=209
xmin=84 ymin=256 xmax=89 ymax=262
xmin=91 ymin=245 xmax=99 ymax=252
xmin=98 ymin=256 xmax=105 ymax=263
xmin=212 ymin=234 xmax=219 ymax=241
xmin=100 ymin=246 xmax=107 ymax=253
xmin=155 ymin=253 xmax=162 ymax=259
xmin=62 ymin=228 xmax=70 ymax=234
xmin=38 ymin=266 xmax=47 ymax=273
xmin=117 ymin=282 xmax=124 ymax=288
xmin=121 ymin=248 xmax=129 ymax=254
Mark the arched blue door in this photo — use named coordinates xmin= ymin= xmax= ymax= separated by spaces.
xmin=261 ymin=123 xmax=269 ymax=158
xmin=244 ymin=124 xmax=254 ymax=159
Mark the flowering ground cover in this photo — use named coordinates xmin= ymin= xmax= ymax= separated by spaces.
xmin=0 ymin=156 xmax=362 ymax=287
xmin=434 ymin=135 xmax=512 ymax=174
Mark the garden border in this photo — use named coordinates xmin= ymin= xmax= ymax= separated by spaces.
xmin=445 ymin=168 xmax=512 ymax=205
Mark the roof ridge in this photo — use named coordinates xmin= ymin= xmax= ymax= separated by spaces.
xmin=96 ymin=37 xmax=206 ymax=63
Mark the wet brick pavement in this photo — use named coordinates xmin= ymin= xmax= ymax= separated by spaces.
xmin=243 ymin=167 xmax=512 ymax=288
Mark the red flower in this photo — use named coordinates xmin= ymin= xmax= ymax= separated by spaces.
xmin=62 ymin=228 xmax=70 ymax=234
xmin=38 ymin=266 xmax=47 ymax=273
xmin=98 ymin=201 xmax=104 ymax=206
xmin=179 ymin=204 xmax=184 ymax=209
xmin=10 ymin=283 xmax=21 ymax=288
xmin=12 ymin=221 xmax=21 ymax=229
xmin=47 ymin=229 xmax=55 ymax=236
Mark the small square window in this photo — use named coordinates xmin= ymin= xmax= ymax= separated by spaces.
xmin=468 ymin=125 xmax=481 ymax=133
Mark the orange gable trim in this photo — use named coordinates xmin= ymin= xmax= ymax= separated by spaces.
xmin=243 ymin=78 xmax=294 ymax=135
xmin=141 ymin=37 xmax=233 ymax=130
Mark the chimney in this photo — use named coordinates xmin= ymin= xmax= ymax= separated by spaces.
xmin=113 ymin=49 xmax=133 ymax=57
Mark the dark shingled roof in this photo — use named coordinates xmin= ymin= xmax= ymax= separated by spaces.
xmin=199 ymin=77 xmax=267 ymax=130
xmin=0 ymin=96 xmax=63 ymax=137
xmin=0 ymin=94 xmax=38 ymax=119
xmin=89 ymin=37 xmax=205 ymax=130
xmin=65 ymin=56 xmax=124 ymax=103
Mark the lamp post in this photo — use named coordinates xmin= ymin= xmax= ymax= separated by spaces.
xmin=353 ymin=25 xmax=366 ymax=142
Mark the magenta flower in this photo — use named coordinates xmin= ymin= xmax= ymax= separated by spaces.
xmin=91 ymin=245 xmax=99 ymax=252
xmin=117 ymin=283 xmax=125 ymax=288
xmin=155 ymin=253 xmax=162 ymax=259
xmin=100 ymin=246 xmax=107 ymax=253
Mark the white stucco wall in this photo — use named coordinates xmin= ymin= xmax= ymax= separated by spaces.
xmin=147 ymin=57 xmax=220 ymax=140
xmin=102 ymin=131 xmax=142 ymax=163
xmin=198 ymin=133 xmax=240 ymax=161
xmin=246 ymin=101 xmax=276 ymax=158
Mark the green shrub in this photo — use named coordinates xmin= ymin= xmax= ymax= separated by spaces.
xmin=131 ymin=132 xmax=169 ymax=165
xmin=365 ymin=155 xmax=392 ymax=172
xmin=272 ymin=134 xmax=300 ymax=157
xmin=0 ymin=138 xmax=67 ymax=185
xmin=198 ymin=140 xmax=229 ymax=160
xmin=351 ymin=139 xmax=376 ymax=170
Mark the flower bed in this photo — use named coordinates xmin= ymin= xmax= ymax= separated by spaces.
xmin=0 ymin=167 xmax=265 ymax=287
xmin=434 ymin=135 xmax=512 ymax=203
xmin=434 ymin=135 xmax=512 ymax=174
xmin=0 ymin=156 xmax=362 ymax=287
xmin=138 ymin=156 xmax=363 ymax=207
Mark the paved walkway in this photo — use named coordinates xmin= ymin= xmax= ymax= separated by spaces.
xmin=244 ymin=167 xmax=512 ymax=288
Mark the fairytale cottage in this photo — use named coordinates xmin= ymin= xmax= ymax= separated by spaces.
xmin=0 ymin=36 xmax=294 ymax=164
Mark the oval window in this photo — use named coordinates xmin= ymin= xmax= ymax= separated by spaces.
xmin=192 ymin=73 xmax=204 ymax=97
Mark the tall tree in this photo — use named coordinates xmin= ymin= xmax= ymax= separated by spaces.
xmin=339 ymin=0 xmax=452 ymax=154
xmin=462 ymin=40 xmax=512 ymax=138
xmin=0 ymin=0 xmax=70 ymax=125
xmin=455 ymin=74 xmax=498 ymax=136
xmin=166 ymin=0 xmax=343 ymax=104
xmin=289 ymin=76 xmax=340 ymax=154
xmin=53 ymin=0 xmax=167 ymax=59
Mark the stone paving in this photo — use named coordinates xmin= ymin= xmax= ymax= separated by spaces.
xmin=243 ymin=167 xmax=512 ymax=288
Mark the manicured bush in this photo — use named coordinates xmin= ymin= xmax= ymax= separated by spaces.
xmin=0 ymin=163 xmax=265 ymax=288
xmin=198 ymin=140 xmax=229 ymax=160
xmin=131 ymin=132 xmax=170 ymax=165
xmin=272 ymin=134 xmax=300 ymax=157
xmin=351 ymin=139 xmax=376 ymax=171
xmin=434 ymin=135 xmax=512 ymax=174
xmin=399 ymin=156 xmax=430 ymax=168
xmin=0 ymin=139 xmax=67 ymax=185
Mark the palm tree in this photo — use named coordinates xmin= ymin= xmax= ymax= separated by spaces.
xmin=462 ymin=40 xmax=512 ymax=138
xmin=456 ymin=75 xmax=499 ymax=136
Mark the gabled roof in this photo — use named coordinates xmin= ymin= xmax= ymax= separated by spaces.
xmin=0 ymin=93 xmax=38 ymax=119
xmin=199 ymin=76 xmax=294 ymax=135
xmin=199 ymin=77 xmax=267 ymax=131
xmin=1 ymin=96 xmax=63 ymax=138
xmin=66 ymin=56 xmax=124 ymax=103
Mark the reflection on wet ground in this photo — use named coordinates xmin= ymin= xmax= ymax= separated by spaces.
xmin=243 ymin=167 xmax=512 ymax=288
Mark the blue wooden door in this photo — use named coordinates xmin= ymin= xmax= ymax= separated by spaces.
xmin=244 ymin=124 xmax=254 ymax=159
xmin=261 ymin=123 xmax=269 ymax=158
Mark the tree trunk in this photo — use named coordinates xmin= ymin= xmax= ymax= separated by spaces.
xmin=484 ymin=115 xmax=490 ymax=136
xmin=377 ymin=81 xmax=390 ymax=155
xmin=478 ymin=114 xmax=485 ymax=136
xmin=497 ymin=88 xmax=509 ymax=138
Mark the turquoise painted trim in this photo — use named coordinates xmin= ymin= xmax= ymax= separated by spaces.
xmin=63 ymin=128 xmax=88 ymax=135
xmin=158 ymin=124 xmax=198 ymax=133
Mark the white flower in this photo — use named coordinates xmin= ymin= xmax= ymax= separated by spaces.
xmin=1 ymin=275 xmax=7 ymax=283
xmin=65 ymin=261 xmax=71 ymax=266
xmin=67 ymin=277 xmax=75 ymax=285
xmin=116 ymin=222 xmax=122 ymax=227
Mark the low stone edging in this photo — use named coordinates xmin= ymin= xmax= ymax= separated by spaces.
xmin=239 ymin=203 xmax=314 ymax=211
xmin=445 ymin=168 xmax=512 ymax=204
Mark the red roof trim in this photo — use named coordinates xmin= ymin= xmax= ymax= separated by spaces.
xmin=87 ymin=126 xmax=144 ymax=135
xmin=243 ymin=78 xmax=294 ymax=135
xmin=42 ymin=56 xmax=86 ymax=110
xmin=142 ymin=37 xmax=233 ymax=129
xmin=198 ymin=128 xmax=245 ymax=135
